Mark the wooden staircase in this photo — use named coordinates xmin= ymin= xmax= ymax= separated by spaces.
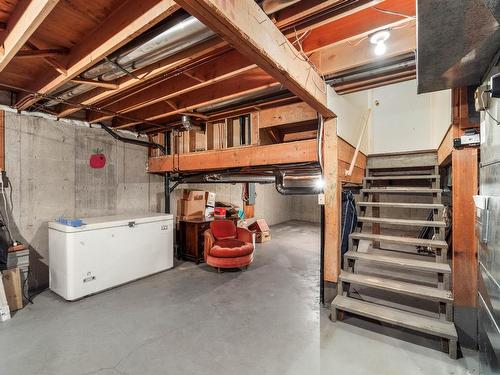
xmin=331 ymin=151 xmax=458 ymax=359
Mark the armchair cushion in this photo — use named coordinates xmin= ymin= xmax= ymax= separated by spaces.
xmin=211 ymin=239 xmax=253 ymax=258
xmin=210 ymin=220 xmax=237 ymax=240
xmin=236 ymin=227 xmax=253 ymax=243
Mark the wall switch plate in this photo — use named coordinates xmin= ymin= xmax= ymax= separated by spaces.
xmin=318 ymin=193 xmax=325 ymax=205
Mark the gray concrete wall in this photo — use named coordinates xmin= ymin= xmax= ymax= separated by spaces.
xmin=291 ymin=195 xmax=321 ymax=223
xmin=5 ymin=112 xmax=164 ymax=289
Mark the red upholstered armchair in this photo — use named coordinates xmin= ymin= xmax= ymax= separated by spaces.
xmin=203 ymin=220 xmax=254 ymax=271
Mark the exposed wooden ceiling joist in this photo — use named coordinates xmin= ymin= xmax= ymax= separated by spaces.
xmin=59 ymin=0 xmax=392 ymax=123
xmin=175 ymin=0 xmax=335 ymax=118
xmin=313 ymin=20 xmax=416 ymax=77
xmin=0 ymin=0 xmax=59 ymax=72
xmin=113 ymin=67 xmax=280 ymax=129
xmin=87 ymin=49 xmax=256 ymax=123
xmin=15 ymin=0 xmax=181 ymax=110
xmin=56 ymin=38 xmax=227 ymax=118
xmin=257 ymin=102 xmax=317 ymax=129
xmin=301 ymin=0 xmax=415 ymax=53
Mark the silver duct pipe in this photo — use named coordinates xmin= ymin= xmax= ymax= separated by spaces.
xmin=180 ymin=174 xmax=276 ymax=184
xmin=275 ymin=170 xmax=322 ymax=195
xmin=47 ymin=1 xmax=301 ymax=108
xmin=46 ymin=14 xmax=216 ymax=106
xmin=327 ymin=59 xmax=416 ymax=86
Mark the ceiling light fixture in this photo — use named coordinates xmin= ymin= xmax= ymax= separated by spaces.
xmin=369 ymin=30 xmax=391 ymax=56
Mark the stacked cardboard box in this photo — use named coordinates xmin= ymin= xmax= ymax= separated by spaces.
xmin=177 ymin=190 xmax=206 ymax=220
xmin=249 ymin=219 xmax=271 ymax=243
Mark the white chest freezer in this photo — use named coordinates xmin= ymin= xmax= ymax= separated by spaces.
xmin=48 ymin=212 xmax=173 ymax=301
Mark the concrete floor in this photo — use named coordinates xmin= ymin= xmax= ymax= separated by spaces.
xmin=0 ymin=221 xmax=478 ymax=375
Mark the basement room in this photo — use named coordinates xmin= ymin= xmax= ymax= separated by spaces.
xmin=0 ymin=1 xmax=496 ymax=374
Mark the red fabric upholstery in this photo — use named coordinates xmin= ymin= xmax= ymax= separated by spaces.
xmin=204 ymin=221 xmax=254 ymax=269
xmin=210 ymin=220 xmax=237 ymax=239
xmin=236 ymin=227 xmax=253 ymax=243
xmin=211 ymin=239 xmax=253 ymax=258
xmin=206 ymin=253 xmax=253 ymax=268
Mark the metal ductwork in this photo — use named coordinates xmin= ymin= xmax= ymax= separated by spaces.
xmin=326 ymin=55 xmax=416 ymax=86
xmin=46 ymin=1 xmax=302 ymax=108
xmin=275 ymin=170 xmax=322 ymax=195
xmin=180 ymin=173 xmax=276 ymax=184
xmin=46 ymin=13 xmax=216 ymax=106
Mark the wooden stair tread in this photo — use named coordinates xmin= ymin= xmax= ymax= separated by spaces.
xmin=362 ymin=188 xmax=442 ymax=194
xmin=350 ymin=232 xmax=448 ymax=249
xmin=339 ymin=271 xmax=452 ymax=302
xmin=358 ymin=217 xmax=446 ymax=227
xmin=332 ymin=295 xmax=457 ymax=340
xmin=358 ymin=202 xmax=444 ymax=209
xmin=344 ymin=250 xmax=451 ymax=273
xmin=365 ymin=175 xmax=440 ymax=181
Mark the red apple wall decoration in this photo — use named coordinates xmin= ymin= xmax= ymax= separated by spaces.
xmin=89 ymin=148 xmax=106 ymax=169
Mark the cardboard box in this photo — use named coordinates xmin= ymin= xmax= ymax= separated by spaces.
xmin=205 ymin=191 xmax=216 ymax=207
xmin=249 ymin=219 xmax=269 ymax=233
xmin=182 ymin=189 xmax=205 ymax=201
xmin=1 ymin=268 xmax=22 ymax=311
xmin=255 ymin=230 xmax=271 ymax=243
xmin=177 ymin=198 xmax=205 ymax=218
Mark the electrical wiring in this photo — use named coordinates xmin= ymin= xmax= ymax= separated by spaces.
xmin=480 ymin=90 xmax=500 ymax=126
xmin=372 ymin=7 xmax=416 ymax=20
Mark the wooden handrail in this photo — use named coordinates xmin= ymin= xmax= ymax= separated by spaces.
xmin=345 ymin=108 xmax=371 ymax=176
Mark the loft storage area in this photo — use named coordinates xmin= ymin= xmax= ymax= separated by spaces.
xmin=0 ymin=1 xmax=496 ymax=374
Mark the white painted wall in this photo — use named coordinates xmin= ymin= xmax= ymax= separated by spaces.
xmin=369 ymin=80 xmax=451 ymax=153
xmin=332 ymin=90 xmax=370 ymax=154
xmin=332 ymin=79 xmax=451 ymax=154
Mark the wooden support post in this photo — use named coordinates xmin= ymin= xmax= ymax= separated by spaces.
xmin=452 ymin=147 xmax=478 ymax=344
xmin=0 ymin=110 xmax=4 ymax=171
xmin=323 ymin=117 xmax=340 ymax=283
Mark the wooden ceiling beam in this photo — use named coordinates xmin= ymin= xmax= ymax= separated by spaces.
xmin=0 ymin=0 xmax=60 ymax=72
xmin=56 ymin=38 xmax=227 ymax=118
xmin=257 ymin=102 xmax=317 ymax=129
xmin=312 ymin=21 xmax=416 ymax=77
xmin=301 ymin=0 xmax=416 ymax=53
xmin=112 ymin=67 xmax=280 ymax=129
xmin=148 ymin=138 xmax=318 ymax=172
xmin=16 ymin=0 xmax=181 ymax=110
xmin=70 ymin=78 xmax=119 ymax=90
xmin=276 ymin=0 xmax=383 ymax=34
xmin=175 ymin=0 xmax=335 ymax=118
xmin=14 ymin=48 xmax=68 ymax=59
xmin=87 ymin=49 xmax=255 ymax=123
xmin=58 ymin=0 xmax=374 ymax=120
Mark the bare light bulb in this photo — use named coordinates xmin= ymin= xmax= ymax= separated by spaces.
xmin=374 ymin=42 xmax=387 ymax=56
